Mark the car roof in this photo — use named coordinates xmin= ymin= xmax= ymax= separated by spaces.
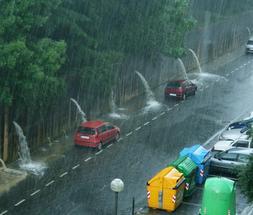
xmin=169 ymin=80 xmax=186 ymax=83
xmin=80 ymin=120 xmax=106 ymax=128
xmin=226 ymin=147 xmax=253 ymax=155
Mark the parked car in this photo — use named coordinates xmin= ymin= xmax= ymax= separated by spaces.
xmin=74 ymin=120 xmax=120 ymax=150
xmin=227 ymin=115 xmax=253 ymax=130
xmin=210 ymin=148 xmax=253 ymax=176
xmin=219 ymin=127 xmax=249 ymax=141
xmin=164 ymin=80 xmax=197 ymax=100
xmin=246 ymin=37 xmax=253 ymax=54
xmin=212 ymin=138 xmax=252 ymax=152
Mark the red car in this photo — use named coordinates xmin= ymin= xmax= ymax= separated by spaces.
xmin=74 ymin=120 xmax=120 ymax=150
xmin=164 ymin=80 xmax=197 ymax=100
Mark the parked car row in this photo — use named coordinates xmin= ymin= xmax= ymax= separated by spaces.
xmin=210 ymin=115 xmax=253 ymax=176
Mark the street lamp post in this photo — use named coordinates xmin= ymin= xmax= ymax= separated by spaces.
xmin=110 ymin=178 xmax=124 ymax=215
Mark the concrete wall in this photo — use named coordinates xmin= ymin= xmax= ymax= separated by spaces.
xmin=116 ymin=11 xmax=253 ymax=105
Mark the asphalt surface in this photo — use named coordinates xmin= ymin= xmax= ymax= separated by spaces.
xmin=1 ymin=50 xmax=253 ymax=215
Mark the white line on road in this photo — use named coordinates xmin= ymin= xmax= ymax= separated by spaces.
xmin=30 ymin=189 xmax=41 ymax=196
xmin=174 ymin=104 xmax=179 ymax=107
xmin=244 ymin=63 xmax=247 ymax=66
xmin=72 ymin=164 xmax=80 ymax=170
xmin=159 ymin=112 xmax=166 ymax=116
xmin=14 ymin=199 xmax=26 ymax=207
xmin=152 ymin=116 xmax=158 ymax=121
xmin=84 ymin=157 xmax=92 ymax=162
xmin=182 ymin=201 xmax=200 ymax=207
xmin=167 ymin=108 xmax=172 ymax=111
xmin=106 ymin=144 xmax=113 ymax=148
xmin=126 ymin=131 xmax=133 ymax=137
xmin=0 ymin=210 xmax=8 ymax=215
xmin=118 ymin=137 xmax=123 ymax=142
xmin=144 ymin=122 xmax=150 ymax=126
xmin=59 ymin=172 xmax=68 ymax=178
xmin=95 ymin=150 xmax=103 ymax=155
xmin=135 ymin=126 xmax=142 ymax=131
xmin=45 ymin=180 xmax=55 ymax=187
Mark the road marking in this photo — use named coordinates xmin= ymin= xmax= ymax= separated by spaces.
xmin=106 ymin=144 xmax=113 ymax=148
xmin=72 ymin=164 xmax=80 ymax=170
xmin=182 ymin=201 xmax=200 ymax=207
xmin=174 ymin=104 xmax=179 ymax=107
xmin=126 ymin=131 xmax=133 ymax=137
xmin=45 ymin=180 xmax=55 ymax=187
xmin=59 ymin=172 xmax=68 ymax=178
xmin=167 ymin=108 xmax=172 ymax=111
xmin=0 ymin=211 xmax=8 ymax=215
xmin=95 ymin=150 xmax=103 ymax=155
xmin=160 ymin=112 xmax=166 ymax=116
xmin=14 ymin=199 xmax=26 ymax=207
xmin=84 ymin=157 xmax=92 ymax=162
xmin=152 ymin=116 xmax=158 ymax=121
xmin=144 ymin=122 xmax=150 ymax=126
xmin=135 ymin=126 xmax=142 ymax=131
xmin=118 ymin=137 xmax=123 ymax=142
xmin=30 ymin=189 xmax=41 ymax=196
xmin=244 ymin=63 xmax=247 ymax=66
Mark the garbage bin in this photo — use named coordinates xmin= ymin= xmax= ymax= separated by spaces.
xmin=180 ymin=144 xmax=211 ymax=185
xmin=169 ymin=156 xmax=197 ymax=197
xmin=146 ymin=167 xmax=185 ymax=212
xmin=200 ymin=177 xmax=236 ymax=215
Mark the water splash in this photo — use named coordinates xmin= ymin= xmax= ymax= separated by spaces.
xmin=70 ymin=98 xmax=87 ymax=122
xmin=177 ymin=58 xmax=188 ymax=79
xmin=108 ymin=90 xmax=128 ymax=119
xmin=13 ymin=121 xmax=31 ymax=164
xmin=189 ymin=48 xmax=202 ymax=73
xmin=135 ymin=71 xmax=162 ymax=112
xmin=246 ymin=27 xmax=251 ymax=37
xmin=13 ymin=121 xmax=46 ymax=176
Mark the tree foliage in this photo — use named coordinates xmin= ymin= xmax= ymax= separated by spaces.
xmin=238 ymin=156 xmax=253 ymax=202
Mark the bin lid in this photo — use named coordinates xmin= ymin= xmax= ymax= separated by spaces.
xmin=147 ymin=167 xmax=174 ymax=187
xmin=163 ymin=168 xmax=185 ymax=189
xmin=204 ymin=177 xmax=235 ymax=195
xmin=170 ymin=156 xmax=197 ymax=176
xmin=180 ymin=144 xmax=210 ymax=165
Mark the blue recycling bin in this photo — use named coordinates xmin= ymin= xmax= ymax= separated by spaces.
xmin=180 ymin=145 xmax=211 ymax=185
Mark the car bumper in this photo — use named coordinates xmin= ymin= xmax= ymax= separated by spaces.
xmin=74 ymin=140 xmax=99 ymax=148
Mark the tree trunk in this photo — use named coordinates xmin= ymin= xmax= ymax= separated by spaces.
xmin=3 ymin=106 xmax=9 ymax=161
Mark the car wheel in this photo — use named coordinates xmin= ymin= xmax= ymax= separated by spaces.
xmin=115 ymin=132 xmax=120 ymax=142
xmin=98 ymin=142 xmax=102 ymax=150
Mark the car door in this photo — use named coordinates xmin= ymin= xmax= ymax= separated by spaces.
xmin=97 ymin=125 xmax=107 ymax=143
xmin=106 ymin=124 xmax=115 ymax=141
xmin=216 ymin=152 xmax=238 ymax=173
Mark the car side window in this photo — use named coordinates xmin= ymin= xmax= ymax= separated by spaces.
xmin=233 ymin=141 xmax=249 ymax=148
xmin=106 ymin=124 xmax=114 ymax=130
xmin=98 ymin=125 xmax=106 ymax=134
xmin=238 ymin=154 xmax=249 ymax=163
xmin=220 ymin=152 xmax=238 ymax=161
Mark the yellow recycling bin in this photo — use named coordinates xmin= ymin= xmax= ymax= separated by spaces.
xmin=146 ymin=167 xmax=185 ymax=212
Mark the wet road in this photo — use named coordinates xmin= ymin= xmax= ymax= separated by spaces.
xmin=1 ymin=53 xmax=253 ymax=215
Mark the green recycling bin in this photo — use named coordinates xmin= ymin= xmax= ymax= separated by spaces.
xmin=169 ymin=156 xmax=197 ymax=197
xmin=200 ymin=177 xmax=236 ymax=215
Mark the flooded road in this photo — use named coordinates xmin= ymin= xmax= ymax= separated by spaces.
xmin=1 ymin=53 xmax=253 ymax=215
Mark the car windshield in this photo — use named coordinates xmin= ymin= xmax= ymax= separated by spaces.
xmin=167 ymin=82 xmax=181 ymax=88
xmin=247 ymin=40 xmax=253 ymax=45
xmin=77 ymin=127 xmax=96 ymax=135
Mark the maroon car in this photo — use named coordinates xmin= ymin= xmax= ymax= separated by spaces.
xmin=74 ymin=120 xmax=120 ymax=150
xmin=164 ymin=80 xmax=197 ymax=100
